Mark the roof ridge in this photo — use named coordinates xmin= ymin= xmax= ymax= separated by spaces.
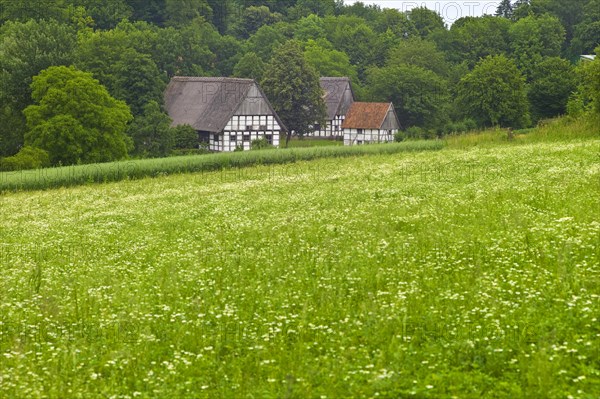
xmin=171 ymin=76 xmax=255 ymax=83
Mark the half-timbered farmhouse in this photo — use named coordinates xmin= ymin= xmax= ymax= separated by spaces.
xmin=342 ymin=102 xmax=401 ymax=146
xmin=164 ymin=77 xmax=286 ymax=152
xmin=310 ymin=77 xmax=355 ymax=138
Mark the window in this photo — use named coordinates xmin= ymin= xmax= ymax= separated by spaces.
xmin=313 ymin=123 xmax=321 ymax=131
xmin=230 ymin=134 xmax=237 ymax=142
xmin=243 ymin=134 xmax=250 ymax=142
xmin=213 ymin=134 xmax=220 ymax=142
xmin=357 ymin=129 xmax=364 ymax=134
xmin=198 ymin=131 xmax=210 ymax=144
xmin=246 ymin=125 xmax=253 ymax=131
xmin=266 ymin=134 xmax=273 ymax=145
xmin=259 ymin=125 xmax=267 ymax=131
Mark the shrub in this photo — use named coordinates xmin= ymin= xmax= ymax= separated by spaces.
xmin=0 ymin=146 xmax=50 ymax=171
xmin=173 ymin=125 xmax=199 ymax=149
xmin=251 ymin=138 xmax=275 ymax=150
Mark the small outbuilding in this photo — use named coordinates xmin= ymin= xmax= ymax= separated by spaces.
xmin=164 ymin=77 xmax=286 ymax=152
xmin=310 ymin=77 xmax=355 ymax=138
xmin=342 ymin=102 xmax=401 ymax=146
xmin=580 ymin=54 xmax=597 ymax=62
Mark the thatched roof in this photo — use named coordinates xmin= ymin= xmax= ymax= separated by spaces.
xmin=320 ymin=77 xmax=355 ymax=120
xmin=342 ymin=102 xmax=400 ymax=130
xmin=164 ymin=77 xmax=285 ymax=133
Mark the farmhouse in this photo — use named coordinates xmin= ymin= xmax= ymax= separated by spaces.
xmin=164 ymin=77 xmax=286 ymax=152
xmin=310 ymin=77 xmax=355 ymax=138
xmin=342 ymin=102 xmax=401 ymax=146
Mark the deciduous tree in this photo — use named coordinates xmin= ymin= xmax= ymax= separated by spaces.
xmin=528 ymin=57 xmax=578 ymax=121
xmin=261 ymin=41 xmax=326 ymax=145
xmin=233 ymin=52 xmax=266 ymax=81
xmin=509 ymin=14 xmax=565 ymax=79
xmin=127 ymin=101 xmax=175 ymax=157
xmin=366 ymin=64 xmax=449 ymax=129
xmin=24 ymin=66 xmax=132 ymax=165
xmin=303 ymin=39 xmax=359 ymax=83
xmin=457 ymin=55 xmax=530 ymax=128
xmin=407 ymin=7 xmax=445 ymax=38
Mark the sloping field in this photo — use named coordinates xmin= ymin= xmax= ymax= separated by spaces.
xmin=1 ymin=139 xmax=599 ymax=398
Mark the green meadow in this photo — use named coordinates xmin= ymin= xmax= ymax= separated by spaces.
xmin=1 ymin=123 xmax=599 ymax=398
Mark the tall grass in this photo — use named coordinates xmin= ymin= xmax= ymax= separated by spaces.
xmin=0 ymin=141 xmax=442 ymax=193
xmin=445 ymin=117 xmax=599 ymax=149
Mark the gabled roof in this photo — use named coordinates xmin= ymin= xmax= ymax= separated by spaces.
xmin=342 ymin=102 xmax=399 ymax=130
xmin=164 ymin=77 xmax=285 ymax=133
xmin=320 ymin=77 xmax=355 ymax=120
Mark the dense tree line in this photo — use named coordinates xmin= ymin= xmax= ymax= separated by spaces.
xmin=0 ymin=0 xmax=598 ymax=167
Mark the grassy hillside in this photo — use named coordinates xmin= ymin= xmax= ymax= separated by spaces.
xmin=1 ymin=132 xmax=599 ymax=397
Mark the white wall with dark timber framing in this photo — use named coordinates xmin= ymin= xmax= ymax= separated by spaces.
xmin=203 ymin=114 xmax=281 ymax=152
xmin=343 ymin=129 xmax=395 ymax=146
xmin=311 ymin=115 xmax=345 ymax=138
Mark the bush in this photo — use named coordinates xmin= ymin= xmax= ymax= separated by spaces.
xmin=395 ymin=128 xmax=431 ymax=141
xmin=251 ymin=138 xmax=275 ymax=150
xmin=173 ymin=125 xmax=199 ymax=149
xmin=443 ymin=119 xmax=478 ymax=135
xmin=0 ymin=146 xmax=50 ymax=171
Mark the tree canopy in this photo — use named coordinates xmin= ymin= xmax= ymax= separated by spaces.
xmin=457 ymin=55 xmax=530 ymax=128
xmin=23 ymin=66 xmax=132 ymax=165
xmin=261 ymin=41 xmax=326 ymax=144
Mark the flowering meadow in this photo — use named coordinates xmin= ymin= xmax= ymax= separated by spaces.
xmin=1 ymin=138 xmax=599 ymax=398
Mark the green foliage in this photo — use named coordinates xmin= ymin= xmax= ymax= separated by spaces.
xmin=367 ymin=64 xmax=449 ymax=129
xmin=250 ymin=137 xmax=275 ymax=150
xmin=233 ymin=52 xmax=266 ymax=81
xmin=127 ymin=101 xmax=175 ymax=157
xmin=0 ymin=0 xmax=72 ymax=24
xmin=0 ymin=105 xmax=26 ymax=157
xmin=0 ymin=146 xmax=50 ymax=171
xmin=0 ymin=0 xmax=599 ymax=168
xmin=528 ymin=57 xmax=578 ymax=121
xmin=386 ymin=38 xmax=449 ymax=77
xmin=303 ymin=39 xmax=359 ymax=83
xmin=0 ymin=19 xmax=77 ymax=110
xmin=395 ymin=126 xmax=433 ymax=141
xmin=75 ymin=23 xmax=167 ymax=114
xmin=407 ymin=7 xmax=445 ymax=38
xmin=74 ymin=0 xmax=133 ymax=29
xmin=287 ymin=0 xmax=336 ymax=19
xmin=293 ymin=14 xmax=327 ymax=41
xmin=262 ymin=41 xmax=327 ymax=142
xmin=374 ymin=8 xmax=417 ymax=39
xmin=172 ymin=125 xmax=199 ymax=150
xmin=246 ymin=25 xmax=286 ymax=61
xmin=231 ymin=5 xmax=282 ymax=39
xmin=581 ymin=47 xmax=600 ymax=115
xmin=458 ymin=55 xmax=531 ymax=128
xmin=164 ymin=0 xmax=212 ymax=27
xmin=495 ymin=0 xmax=514 ymax=19
xmin=570 ymin=0 xmax=600 ymax=56
xmin=509 ymin=14 xmax=565 ymax=79
xmin=24 ymin=66 xmax=132 ymax=165
xmin=441 ymin=16 xmax=511 ymax=67
xmin=323 ymin=15 xmax=381 ymax=76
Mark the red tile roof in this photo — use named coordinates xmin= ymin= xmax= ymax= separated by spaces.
xmin=342 ymin=102 xmax=392 ymax=129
